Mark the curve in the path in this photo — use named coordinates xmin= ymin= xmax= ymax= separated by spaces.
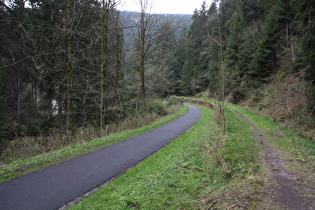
xmin=0 ymin=104 xmax=202 ymax=210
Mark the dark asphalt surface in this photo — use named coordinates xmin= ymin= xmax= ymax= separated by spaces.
xmin=0 ymin=104 xmax=202 ymax=210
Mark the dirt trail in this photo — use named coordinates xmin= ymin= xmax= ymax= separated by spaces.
xmin=255 ymin=131 xmax=314 ymax=209
xmin=234 ymin=109 xmax=315 ymax=210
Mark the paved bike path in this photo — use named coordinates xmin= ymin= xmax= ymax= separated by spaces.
xmin=0 ymin=104 xmax=202 ymax=210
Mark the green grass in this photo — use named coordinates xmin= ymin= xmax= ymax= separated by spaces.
xmin=195 ymin=97 xmax=315 ymax=158
xmin=72 ymin=102 xmax=262 ymax=209
xmin=0 ymin=105 xmax=189 ymax=184
xmin=177 ymin=97 xmax=261 ymax=177
xmin=219 ymin=108 xmax=261 ymax=177
xmin=225 ymin=102 xmax=315 ymax=160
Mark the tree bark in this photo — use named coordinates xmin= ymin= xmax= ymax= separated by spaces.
xmin=286 ymin=22 xmax=289 ymax=48
xmin=114 ymin=12 xmax=123 ymax=118
xmin=139 ymin=8 xmax=146 ymax=103
xmin=17 ymin=68 xmax=21 ymax=120
xmin=66 ymin=0 xmax=74 ymax=132
xmin=100 ymin=0 xmax=110 ymax=130
xmin=115 ymin=12 xmax=122 ymax=86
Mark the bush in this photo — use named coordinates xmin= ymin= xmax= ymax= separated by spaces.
xmin=148 ymin=103 xmax=168 ymax=116
xmin=139 ymin=100 xmax=168 ymax=116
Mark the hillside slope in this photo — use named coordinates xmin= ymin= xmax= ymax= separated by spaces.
xmin=239 ymin=72 xmax=315 ymax=142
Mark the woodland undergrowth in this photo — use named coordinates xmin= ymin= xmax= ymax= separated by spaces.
xmin=0 ymin=100 xmax=182 ymax=163
xmin=241 ymin=72 xmax=315 ymax=142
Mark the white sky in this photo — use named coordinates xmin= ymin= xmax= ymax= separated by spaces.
xmin=118 ymin=0 xmax=213 ymax=14
xmin=5 ymin=0 xmax=212 ymax=15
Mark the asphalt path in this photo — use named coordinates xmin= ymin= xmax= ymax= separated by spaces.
xmin=0 ymin=104 xmax=202 ymax=210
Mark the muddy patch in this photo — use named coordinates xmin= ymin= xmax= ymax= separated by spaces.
xmin=255 ymin=131 xmax=314 ymax=210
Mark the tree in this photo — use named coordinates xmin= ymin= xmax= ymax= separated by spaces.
xmin=206 ymin=2 xmax=220 ymax=96
xmin=250 ymin=0 xmax=286 ymax=83
xmin=0 ymin=3 xmax=8 ymax=142
xmin=100 ymin=0 xmax=124 ymax=129
xmin=224 ymin=0 xmax=251 ymax=102
xmin=100 ymin=0 xmax=110 ymax=130
xmin=297 ymin=0 xmax=315 ymax=112
xmin=0 ymin=70 xmax=7 ymax=143
xmin=136 ymin=0 xmax=149 ymax=104
xmin=148 ymin=20 xmax=177 ymax=97
xmin=134 ymin=0 xmax=161 ymax=105
xmin=66 ymin=0 xmax=74 ymax=131
xmin=203 ymin=1 xmax=226 ymax=135
xmin=180 ymin=1 xmax=210 ymax=95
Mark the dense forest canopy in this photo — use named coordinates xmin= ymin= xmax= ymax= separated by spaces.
xmin=180 ymin=0 xmax=314 ymax=98
xmin=0 ymin=0 xmax=314 ymax=144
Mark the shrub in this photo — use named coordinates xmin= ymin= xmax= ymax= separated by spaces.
xmin=139 ymin=100 xmax=168 ymax=116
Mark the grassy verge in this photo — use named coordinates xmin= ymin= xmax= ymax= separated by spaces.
xmin=72 ymin=103 xmax=262 ymax=209
xmin=196 ymin=97 xmax=315 ymax=157
xmin=218 ymin=108 xmax=261 ymax=176
xmin=226 ymin=102 xmax=315 ymax=160
xmin=0 ymin=105 xmax=189 ymax=184
xmin=198 ymin=97 xmax=315 ymax=208
xmin=227 ymin=102 xmax=315 ymax=199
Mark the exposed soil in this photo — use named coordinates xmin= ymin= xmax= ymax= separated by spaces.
xmin=255 ymin=131 xmax=314 ymax=209
xmin=235 ymin=110 xmax=315 ymax=210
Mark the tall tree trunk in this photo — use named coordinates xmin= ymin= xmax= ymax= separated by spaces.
xmin=216 ymin=14 xmax=226 ymax=136
xmin=139 ymin=55 xmax=145 ymax=101
xmin=100 ymin=0 xmax=109 ymax=130
xmin=17 ymin=68 xmax=21 ymax=120
xmin=286 ymin=22 xmax=289 ymax=48
xmin=66 ymin=0 xmax=74 ymax=132
xmin=290 ymin=25 xmax=296 ymax=62
xmin=31 ymin=77 xmax=37 ymax=110
xmin=115 ymin=13 xmax=123 ymax=118
xmin=115 ymin=13 xmax=122 ymax=86
xmin=139 ymin=8 xmax=146 ymax=104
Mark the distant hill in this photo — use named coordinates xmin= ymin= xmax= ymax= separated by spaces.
xmin=120 ymin=11 xmax=192 ymax=39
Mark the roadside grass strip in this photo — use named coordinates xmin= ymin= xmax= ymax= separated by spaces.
xmin=197 ymin=97 xmax=315 ymax=158
xmin=72 ymin=104 xmax=262 ymax=209
xmin=226 ymin=102 xmax=315 ymax=161
xmin=219 ymin=108 xmax=261 ymax=176
xmin=226 ymin=102 xmax=315 ymax=193
xmin=0 ymin=106 xmax=189 ymax=184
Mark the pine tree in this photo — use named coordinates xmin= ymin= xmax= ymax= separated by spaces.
xmin=181 ymin=1 xmax=210 ymax=95
xmin=224 ymin=3 xmax=248 ymax=102
xmin=298 ymin=0 xmax=315 ymax=111
xmin=152 ymin=20 xmax=177 ymax=97
xmin=0 ymin=70 xmax=7 ymax=143
xmin=250 ymin=0 xmax=286 ymax=83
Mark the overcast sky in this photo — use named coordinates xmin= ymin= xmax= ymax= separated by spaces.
xmin=118 ymin=0 xmax=213 ymax=14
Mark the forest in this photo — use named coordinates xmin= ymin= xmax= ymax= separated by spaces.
xmin=0 ymin=0 xmax=314 ymax=155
